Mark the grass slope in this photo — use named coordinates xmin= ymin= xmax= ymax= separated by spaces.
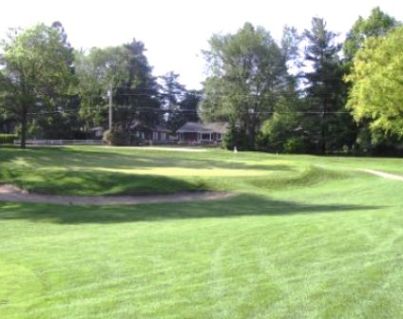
xmin=0 ymin=146 xmax=402 ymax=318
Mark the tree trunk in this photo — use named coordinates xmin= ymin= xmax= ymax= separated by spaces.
xmin=320 ymin=100 xmax=327 ymax=154
xmin=248 ymin=124 xmax=256 ymax=151
xmin=20 ymin=107 xmax=27 ymax=149
xmin=320 ymin=113 xmax=325 ymax=154
xmin=320 ymin=124 xmax=326 ymax=155
xmin=247 ymin=109 xmax=258 ymax=150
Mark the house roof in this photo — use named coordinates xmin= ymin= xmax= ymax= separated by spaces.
xmin=177 ymin=122 xmax=228 ymax=134
xmin=130 ymin=121 xmax=170 ymax=132
xmin=204 ymin=122 xmax=229 ymax=134
xmin=154 ymin=125 xmax=170 ymax=132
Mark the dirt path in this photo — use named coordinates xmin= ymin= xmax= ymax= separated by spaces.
xmin=0 ymin=185 xmax=233 ymax=206
xmin=359 ymin=169 xmax=403 ymax=181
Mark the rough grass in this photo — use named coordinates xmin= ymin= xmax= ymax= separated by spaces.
xmin=0 ymin=146 xmax=403 ymax=318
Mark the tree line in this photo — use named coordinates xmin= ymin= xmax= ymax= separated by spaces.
xmin=0 ymin=22 xmax=200 ymax=148
xmin=0 ymin=7 xmax=402 ymax=154
xmin=201 ymin=7 xmax=402 ymax=154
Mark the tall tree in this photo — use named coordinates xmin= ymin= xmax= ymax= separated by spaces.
xmin=343 ymin=7 xmax=400 ymax=152
xmin=160 ymin=72 xmax=185 ymax=111
xmin=344 ymin=7 xmax=399 ymax=62
xmin=160 ymin=72 xmax=185 ymax=130
xmin=168 ymin=90 xmax=201 ymax=132
xmin=0 ymin=23 xmax=76 ymax=148
xmin=281 ymin=25 xmax=303 ymax=77
xmin=76 ymin=39 xmax=161 ymax=140
xmin=75 ymin=46 xmax=130 ymax=130
xmin=159 ymin=72 xmax=200 ymax=132
xmin=201 ymin=23 xmax=288 ymax=149
xmin=346 ymin=26 xmax=403 ymax=138
xmin=303 ymin=18 xmax=352 ymax=153
xmin=257 ymin=80 xmax=313 ymax=153
xmin=113 ymin=39 xmax=161 ymax=135
xmin=178 ymin=90 xmax=201 ymax=123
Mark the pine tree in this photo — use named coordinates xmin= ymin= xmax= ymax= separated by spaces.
xmin=304 ymin=18 xmax=352 ymax=153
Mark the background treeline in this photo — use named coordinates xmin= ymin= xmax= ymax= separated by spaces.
xmin=0 ymin=22 xmax=200 ymax=148
xmin=0 ymin=7 xmax=402 ymax=154
xmin=201 ymin=7 xmax=403 ymax=154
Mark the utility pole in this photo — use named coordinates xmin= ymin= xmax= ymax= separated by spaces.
xmin=108 ymin=84 xmax=113 ymax=130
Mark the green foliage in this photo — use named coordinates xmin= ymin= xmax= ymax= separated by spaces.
xmin=256 ymin=84 xmax=314 ymax=153
xmin=113 ymin=40 xmax=162 ymax=132
xmin=0 ymin=23 xmax=77 ymax=148
xmin=222 ymin=124 xmax=237 ymax=150
xmin=160 ymin=72 xmax=185 ymax=111
xmin=0 ymin=133 xmax=17 ymax=144
xmin=304 ymin=18 xmax=354 ymax=153
xmin=1 ymin=14 xmax=402 ymax=155
xmin=75 ymin=47 xmax=129 ymax=129
xmin=102 ymin=129 xmax=128 ymax=146
xmin=346 ymin=26 xmax=403 ymax=137
xmin=222 ymin=123 xmax=248 ymax=150
xmin=76 ymin=40 xmax=161 ymax=134
xmin=342 ymin=8 xmax=400 ymax=153
xmin=258 ymin=114 xmax=306 ymax=153
xmin=159 ymin=72 xmax=201 ymax=132
xmin=283 ymin=137 xmax=306 ymax=153
xmin=167 ymin=90 xmax=201 ymax=132
xmin=201 ymin=22 xmax=288 ymax=149
xmin=344 ymin=7 xmax=399 ymax=61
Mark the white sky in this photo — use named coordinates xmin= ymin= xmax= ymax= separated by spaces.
xmin=1 ymin=0 xmax=402 ymax=89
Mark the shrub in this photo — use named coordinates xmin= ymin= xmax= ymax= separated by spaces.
xmin=129 ymin=135 xmax=145 ymax=146
xmin=257 ymin=114 xmax=314 ymax=153
xmin=283 ymin=137 xmax=306 ymax=153
xmin=102 ymin=129 xmax=129 ymax=146
xmin=0 ymin=134 xmax=18 ymax=144
xmin=222 ymin=124 xmax=249 ymax=150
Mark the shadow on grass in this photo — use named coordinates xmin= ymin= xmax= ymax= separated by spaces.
xmin=0 ymin=146 xmax=292 ymax=171
xmin=0 ymin=169 xmax=209 ymax=195
xmin=0 ymin=194 xmax=383 ymax=224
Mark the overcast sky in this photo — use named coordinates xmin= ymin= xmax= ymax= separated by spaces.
xmin=1 ymin=0 xmax=402 ymax=89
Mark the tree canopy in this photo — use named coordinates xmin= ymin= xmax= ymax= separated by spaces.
xmin=344 ymin=7 xmax=399 ymax=61
xmin=76 ymin=39 xmax=161 ymax=142
xmin=346 ymin=26 xmax=403 ymax=137
xmin=303 ymin=18 xmax=354 ymax=153
xmin=201 ymin=22 xmax=288 ymax=149
xmin=0 ymin=8 xmax=401 ymax=154
xmin=0 ymin=23 xmax=76 ymax=147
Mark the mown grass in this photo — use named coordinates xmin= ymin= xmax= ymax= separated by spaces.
xmin=0 ymin=146 xmax=403 ymax=318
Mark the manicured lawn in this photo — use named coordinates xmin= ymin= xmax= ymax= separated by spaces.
xmin=0 ymin=146 xmax=402 ymax=318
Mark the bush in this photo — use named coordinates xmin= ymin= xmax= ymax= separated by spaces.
xmin=129 ymin=135 xmax=146 ymax=146
xmin=0 ymin=134 xmax=18 ymax=144
xmin=222 ymin=124 xmax=249 ymax=150
xmin=283 ymin=137 xmax=306 ymax=153
xmin=256 ymin=114 xmax=314 ymax=154
xmin=102 ymin=129 xmax=129 ymax=146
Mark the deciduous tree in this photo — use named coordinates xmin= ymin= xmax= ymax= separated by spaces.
xmin=346 ymin=26 xmax=403 ymax=137
xmin=201 ymin=23 xmax=288 ymax=149
xmin=76 ymin=39 xmax=161 ymax=142
xmin=344 ymin=7 xmax=399 ymax=62
xmin=0 ymin=23 xmax=76 ymax=148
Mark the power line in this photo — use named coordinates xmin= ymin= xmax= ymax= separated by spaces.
xmin=111 ymin=92 xmax=343 ymax=98
xmin=0 ymin=110 xmax=353 ymax=119
xmin=0 ymin=104 xmax=358 ymax=117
